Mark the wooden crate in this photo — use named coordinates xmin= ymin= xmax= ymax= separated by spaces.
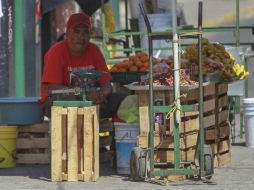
xmin=138 ymin=84 xmax=216 ymax=136
xmin=51 ymin=106 xmax=99 ymax=182
xmin=16 ymin=122 xmax=50 ymax=164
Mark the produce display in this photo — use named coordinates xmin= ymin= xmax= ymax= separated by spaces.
xmin=139 ymin=70 xmax=198 ymax=86
xmin=181 ymin=38 xmax=249 ymax=81
xmin=110 ymin=52 xmax=154 ymax=72
xmin=110 ymin=38 xmax=250 ymax=85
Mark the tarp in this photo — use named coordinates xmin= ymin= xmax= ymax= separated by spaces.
xmin=41 ymin=0 xmax=109 ymax=16
xmin=75 ymin=0 xmax=109 ymax=16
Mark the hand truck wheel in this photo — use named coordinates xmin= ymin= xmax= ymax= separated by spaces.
xmin=130 ymin=147 xmax=146 ymax=181
xmin=195 ymin=144 xmax=214 ymax=179
xmin=203 ymin=144 xmax=214 ymax=179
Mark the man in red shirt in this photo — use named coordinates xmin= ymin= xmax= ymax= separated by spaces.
xmin=40 ymin=13 xmax=126 ymax=118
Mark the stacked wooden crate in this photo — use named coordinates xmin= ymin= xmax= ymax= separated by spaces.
xmin=204 ymin=84 xmax=231 ymax=167
xmin=51 ymin=106 xmax=99 ymax=182
xmin=16 ymin=122 xmax=50 ymax=164
xmin=136 ymin=83 xmax=231 ymax=170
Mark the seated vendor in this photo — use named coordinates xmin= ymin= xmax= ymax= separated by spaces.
xmin=39 ymin=13 xmax=127 ymax=118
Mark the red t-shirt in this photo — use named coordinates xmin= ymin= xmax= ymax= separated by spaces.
xmin=40 ymin=40 xmax=112 ymax=103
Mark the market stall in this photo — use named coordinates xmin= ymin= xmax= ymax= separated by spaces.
xmin=103 ymin=0 xmax=251 ymax=181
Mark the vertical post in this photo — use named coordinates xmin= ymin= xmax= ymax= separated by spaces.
xmin=235 ymin=0 xmax=240 ymax=46
xmin=198 ymin=1 xmax=205 ymax=178
xmin=244 ymin=56 xmax=249 ymax=98
xmin=171 ymin=0 xmax=181 ymax=169
xmin=14 ymin=0 xmax=25 ymax=96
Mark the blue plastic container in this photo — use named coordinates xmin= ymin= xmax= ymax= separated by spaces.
xmin=114 ymin=122 xmax=140 ymax=175
xmin=115 ymin=141 xmax=136 ymax=174
xmin=0 ymin=97 xmax=43 ymax=125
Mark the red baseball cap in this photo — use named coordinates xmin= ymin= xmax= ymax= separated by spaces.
xmin=66 ymin=13 xmax=91 ymax=31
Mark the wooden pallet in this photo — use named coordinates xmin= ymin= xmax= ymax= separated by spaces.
xmin=51 ymin=106 xmax=99 ymax=182
xmin=16 ymin=122 xmax=50 ymax=164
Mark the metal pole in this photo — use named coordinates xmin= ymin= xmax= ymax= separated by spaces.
xmin=171 ymin=0 xmax=181 ymax=169
xmin=235 ymin=0 xmax=240 ymax=46
xmin=198 ymin=1 xmax=205 ymax=178
xmin=14 ymin=0 xmax=25 ymax=96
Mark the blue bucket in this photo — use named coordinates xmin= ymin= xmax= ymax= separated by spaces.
xmin=114 ymin=122 xmax=139 ymax=175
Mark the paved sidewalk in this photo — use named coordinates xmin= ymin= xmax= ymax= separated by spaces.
xmin=0 ymin=142 xmax=254 ymax=190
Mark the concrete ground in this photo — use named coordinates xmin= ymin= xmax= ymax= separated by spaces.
xmin=0 ymin=132 xmax=254 ymax=190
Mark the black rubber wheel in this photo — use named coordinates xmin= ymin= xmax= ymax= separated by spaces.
xmin=130 ymin=147 xmax=146 ymax=181
xmin=204 ymin=144 xmax=214 ymax=179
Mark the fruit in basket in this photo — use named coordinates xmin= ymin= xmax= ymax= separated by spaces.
xmin=139 ymin=70 xmax=198 ymax=86
xmin=181 ymin=38 xmax=247 ymax=81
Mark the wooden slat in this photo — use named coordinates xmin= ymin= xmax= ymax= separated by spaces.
xmin=204 ymin=84 xmax=216 ymax=96
xmin=154 ymin=148 xmax=196 ymax=162
xmin=51 ymin=106 xmax=63 ymax=181
xmin=67 ymin=107 xmax=78 ymax=181
xmin=218 ymin=109 xmax=228 ymax=124
xmin=218 ymin=95 xmax=228 ymax=109
xmin=205 ymin=122 xmax=230 ymax=141
xmin=83 ymin=107 xmax=94 ymax=182
xmin=16 ymin=137 xmax=50 ymax=149
xmin=180 ymin=112 xmax=199 ymax=134
xmin=162 ymin=113 xmax=199 ymax=135
xmin=210 ymin=139 xmax=230 ymax=155
xmin=219 ymin=122 xmax=231 ymax=139
xmin=217 ymin=84 xmax=228 ymax=95
xmin=182 ymin=84 xmax=215 ymax=102
xmin=204 ymin=114 xmax=216 ymax=128
xmin=218 ymin=139 xmax=231 ymax=153
xmin=217 ymin=151 xmax=231 ymax=167
xmin=137 ymin=132 xmax=198 ymax=149
xmin=204 ymin=98 xmax=215 ymax=112
xmin=214 ymin=155 xmax=218 ymax=168
xmin=138 ymin=92 xmax=149 ymax=136
xmin=18 ymin=122 xmax=49 ymax=133
xmin=77 ymin=111 xmax=83 ymax=174
xmin=62 ymin=115 xmax=67 ymax=173
xmin=16 ymin=153 xmax=50 ymax=164
xmin=93 ymin=106 xmax=99 ymax=181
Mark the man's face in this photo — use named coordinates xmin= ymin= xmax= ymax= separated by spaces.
xmin=67 ymin=24 xmax=90 ymax=56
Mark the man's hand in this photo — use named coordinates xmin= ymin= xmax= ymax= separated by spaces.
xmin=87 ymin=90 xmax=106 ymax=104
